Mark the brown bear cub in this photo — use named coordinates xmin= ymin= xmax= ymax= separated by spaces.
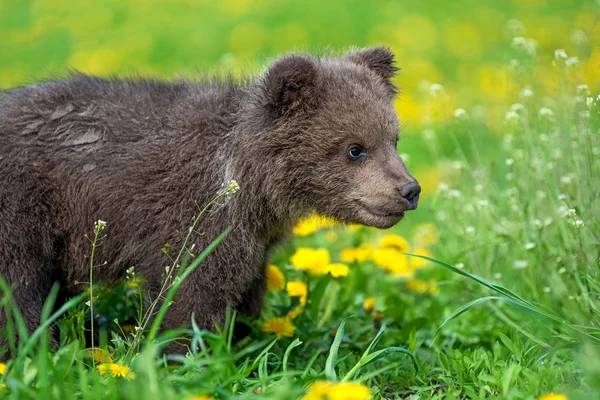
xmin=0 ymin=47 xmax=420 ymax=354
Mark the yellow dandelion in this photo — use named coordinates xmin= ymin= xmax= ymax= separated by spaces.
xmin=363 ymin=297 xmax=375 ymax=312
xmin=0 ymin=363 xmax=6 ymax=375
xmin=290 ymin=248 xmax=331 ymax=276
xmin=109 ymin=363 xmax=136 ymax=379
xmin=266 ymin=265 xmax=285 ymax=292
xmin=410 ymin=247 xmax=434 ymax=269
xmin=293 ymin=214 xmax=336 ymax=236
xmin=340 ymin=246 xmax=372 ymax=263
xmin=287 ymin=306 xmax=302 ymax=319
xmin=327 ymin=263 xmax=349 ymax=278
xmin=187 ymin=396 xmax=213 ymax=400
xmin=287 ymin=281 xmax=308 ymax=305
xmin=302 ymin=381 xmax=372 ymax=400
xmin=380 ymin=234 xmax=411 ymax=252
xmin=88 ymin=348 xmax=112 ymax=364
xmin=261 ymin=317 xmax=296 ymax=339
xmin=97 ymin=363 xmax=111 ymax=375
xmin=372 ymin=248 xmax=413 ymax=277
xmin=537 ymin=394 xmax=567 ymax=400
xmin=405 ymin=279 xmax=438 ymax=294
xmin=411 ymin=223 xmax=439 ymax=247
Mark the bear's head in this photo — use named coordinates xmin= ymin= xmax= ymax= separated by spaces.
xmin=256 ymin=46 xmax=420 ymax=229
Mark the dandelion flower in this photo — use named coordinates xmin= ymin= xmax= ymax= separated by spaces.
xmin=266 ymin=265 xmax=285 ymax=292
xmin=0 ymin=363 xmax=5 ymax=375
xmin=187 ymin=396 xmax=214 ymax=400
xmin=287 ymin=306 xmax=302 ymax=319
xmin=537 ymin=394 xmax=567 ymax=400
xmin=109 ymin=363 xmax=135 ymax=379
xmin=380 ymin=234 xmax=410 ymax=252
xmin=372 ymin=248 xmax=412 ymax=277
xmin=406 ymin=279 xmax=438 ymax=294
xmin=327 ymin=263 xmax=349 ymax=278
xmin=340 ymin=246 xmax=372 ymax=263
xmin=363 ymin=297 xmax=375 ymax=312
xmin=286 ymin=281 xmax=307 ymax=305
xmin=293 ymin=214 xmax=336 ymax=236
xmin=290 ymin=248 xmax=331 ymax=275
xmin=302 ymin=381 xmax=372 ymax=400
xmin=261 ymin=317 xmax=296 ymax=339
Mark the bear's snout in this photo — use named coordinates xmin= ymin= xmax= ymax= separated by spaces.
xmin=397 ymin=181 xmax=421 ymax=210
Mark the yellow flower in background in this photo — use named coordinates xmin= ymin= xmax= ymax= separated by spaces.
xmin=287 ymin=281 xmax=308 ymax=305
xmin=287 ymin=306 xmax=302 ymax=319
xmin=97 ymin=363 xmax=135 ymax=379
xmin=302 ymin=381 xmax=372 ymax=400
xmin=290 ymin=248 xmax=331 ymax=275
xmin=363 ymin=297 xmax=376 ymax=312
xmin=261 ymin=317 xmax=296 ymax=339
xmin=327 ymin=263 xmax=349 ymax=278
xmin=410 ymin=248 xmax=434 ymax=269
xmin=187 ymin=396 xmax=213 ymax=400
xmin=340 ymin=246 xmax=372 ymax=263
xmin=411 ymin=223 xmax=439 ymax=247
xmin=88 ymin=348 xmax=113 ymax=364
xmin=0 ymin=363 xmax=5 ymax=375
xmin=406 ymin=279 xmax=438 ymax=294
xmin=380 ymin=234 xmax=410 ymax=252
xmin=537 ymin=394 xmax=567 ymax=400
xmin=293 ymin=214 xmax=337 ymax=236
xmin=266 ymin=265 xmax=285 ymax=292
xmin=372 ymin=248 xmax=413 ymax=277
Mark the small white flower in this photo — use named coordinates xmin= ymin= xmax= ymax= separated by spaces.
xmin=465 ymin=226 xmax=476 ymax=234
xmin=453 ymin=108 xmax=468 ymax=120
xmin=438 ymin=182 xmax=449 ymax=191
xmin=429 ymin=83 xmax=445 ymax=97
xmin=558 ymin=267 xmax=567 ymax=274
xmin=574 ymin=219 xmax=585 ymax=228
xmin=455 ymin=263 xmax=464 ymax=269
xmin=586 ymin=97 xmax=595 ymax=108
xmin=543 ymin=217 xmax=553 ymax=226
xmin=577 ymin=84 xmax=589 ymax=95
xmin=532 ymin=219 xmax=543 ymax=229
xmin=524 ymin=242 xmax=536 ymax=250
xmin=512 ymin=36 xmax=527 ymax=49
xmin=543 ymin=287 xmax=551 ymax=293
xmin=560 ymin=175 xmax=573 ymax=185
xmin=505 ymin=111 xmax=520 ymax=123
xmin=520 ymin=85 xmax=534 ymax=99
xmin=538 ymin=107 xmax=554 ymax=120
xmin=514 ymin=260 xmax=528 ymax=269
xmin=510 ymin=103 xmax=525 ymax=113
xmin=95 ymin=220 xmax=107 ymax=231
xmin=505 ymin=158 xmax=515 ymax=166
xmin=448 ymin=189 xmax=462 ymax=199
xmin=85 ymin=300 xmax=91 ymax=307
xmin=571 ymin=29 xmax=587 ymax=47
xmin=452 ymin=160 xmax=465 ymax=170
xmin=558 ymin=194 xmax=567 ymax=201
xmin=554 ymin=49 xmax=568 ymax=60
xmin=504 ymin=19 xmax=526 ymax=38
xmin=565 ymin=57 xmax=579 ymax=68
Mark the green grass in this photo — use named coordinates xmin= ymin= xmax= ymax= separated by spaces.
xmin=1 ymin=1 xmax=600 ymax=399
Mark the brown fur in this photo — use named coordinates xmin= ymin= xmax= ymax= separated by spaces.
xmin=0 ymin=47 xmax=420 ymax=354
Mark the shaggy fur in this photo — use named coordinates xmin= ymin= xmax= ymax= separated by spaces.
xmin=0 ymin=47 xmax=420 ymax=355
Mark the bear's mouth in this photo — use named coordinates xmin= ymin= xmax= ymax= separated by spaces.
xmin=355 ymin=200 xmax=405 ymax=219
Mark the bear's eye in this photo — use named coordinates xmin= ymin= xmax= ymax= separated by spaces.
xmin=347 ymin=145 xmax=367 ymax=161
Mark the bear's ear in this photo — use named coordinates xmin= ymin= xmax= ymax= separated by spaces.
xmin=263 ymin=55 xmax=319 ymax=117
xmin=347 ymin=47 xmax=399 ymax=93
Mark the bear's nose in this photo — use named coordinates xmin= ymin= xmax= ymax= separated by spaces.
xmin=397 ymin=181 xmax=421 ymax=209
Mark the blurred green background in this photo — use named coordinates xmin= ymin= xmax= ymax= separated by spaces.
xmin=0 ymin=0 xmax=598 ymax=199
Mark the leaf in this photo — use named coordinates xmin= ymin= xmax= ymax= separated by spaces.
xmin=325 ymin=317 xmax=350 ymax=381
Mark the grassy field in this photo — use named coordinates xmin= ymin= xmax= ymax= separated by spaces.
xmin=1 ymin=1 xmax=599 ymax=399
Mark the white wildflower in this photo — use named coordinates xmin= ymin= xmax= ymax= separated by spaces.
xmin=532 ymin=219 xmax=543 ymax=229
xmin=510 ymin=103 xmax=525 ymax=113
xmin=558 ymin=267 xmax=567 ymax=274
xmin=543 ymin=287 xmax=551 ymax=293
xmin=524 ymin=242 xmax=536 ymax=250
xmin=574 ymin=219 xmax=585 ymax=228
xmin=504 ymin=19 xmax=526 ymax=38
xmin=476 ymin=199 xmax=489 ymax=209
xmin=560 ymin=175 xmax=573 ymax=185
xmin=514 ymin=260 xmax=528 ymax=269
xmin=453 ymin=108 xmax=468 ymax=120
xmin=455 ymin=263 xmax=465 ymax=269
xmin=452 ymin=160 xmax=465 ymax=171
xmin=554 ymin=49 xmax=568 ymax=60
xmin=429 ymin=83 xmax=445 ymax=97
xmin=538 ymin=107 xmax=554 ymax=120
xmin=465 ymin=226 xmax=476 ymax=235
xmin=558 ymin=194 xmax=567 ymax=201
xmin=505 ymin=158 xmax=515 ymax=166
xmin=577 ymin=84 xmax=589 ymax=95
xmin=520 ymin=85 xmax=534 ymax=99
xmin=565 ymin=57 xmax=579 ymax=68
xmin=505 ymin=110 xmax=520 ymax=123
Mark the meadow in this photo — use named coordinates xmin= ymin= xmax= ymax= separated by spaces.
xmin=0 ymin=1 xmax=599 ymax=399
